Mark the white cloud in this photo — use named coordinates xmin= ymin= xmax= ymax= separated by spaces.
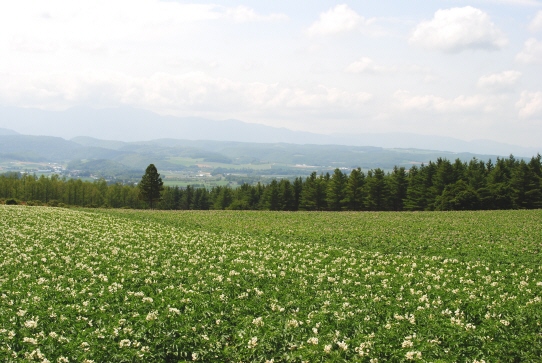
xmin=516 ymin=38 xmax=542 ymax=63
xmin=529 ymin=11 xmax=542 ymax=32
xmin=394 ymin=90 xmax=491 ymax=113
xmin=345 ymin=57 xmax=396 ymax=74
xmin=409 ymin=6 xmax=508 ymax=52
xmin=516 ymin=91 xmax=542 ymax=119
xmin=0 ymin=1 xmax=285 ymax=56
xmin=0 ymin=70 xmax=372 ymax=119
xmin=306 ymin=4 xmax=370 ymax=36
xmin=477 ymin=70 xmax=522 ymax=91
xmin=480 ymin=0 xmax=542 ymax=5
xmin=225 ymin=6 xmax=288 ymax=23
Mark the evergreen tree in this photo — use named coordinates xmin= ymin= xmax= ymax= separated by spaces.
xmin=138 ymin=164 xmax=164 ymax=209
xmin=300 ymin=172 xmax=327 ymax=211
xmin=278 ymin=179 xmax=295 ymax=211
xmin=213 ymin=186 xmax=233 ymax=210
xmin=487 ymin=158 xmax=513 ymax=209
xmin=436 ymin=180 xmax=480 ymax=210
xmin=365 ymin=168 xmax=388 ymax=211
xmin=260 ymin=180 xmax=280 ymax=210
xmin=388 ymin=166 xmax=408 ymax=211
xmin=326 ymin=168 xmax=347 ymax=211
xmin=431 ymin=158 xmax=455 ymax=206
xmin=180 ymin=185 xmax=194 ymax=210
xmin=344 ymin=167 xmax=365 ymax=211
xmin=404 ymin=165 xmax=428 ymax=211
xmin=159 ymin=186 xmax=179 ymax=210
xmin=293 ymin=177 xmax=303 ymax=211
xmin=192 ymin=188 xmax=210 ymax=210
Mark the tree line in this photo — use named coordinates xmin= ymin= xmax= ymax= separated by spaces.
xmin=1 ymin=154 xmax=541 ymax=211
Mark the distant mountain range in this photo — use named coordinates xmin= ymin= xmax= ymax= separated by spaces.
xmin=0 ymin=106 xmax=540 ymax=157
xmin=0 ymin=131 xmax=534 ymax=183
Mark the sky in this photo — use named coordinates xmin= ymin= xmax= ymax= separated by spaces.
xmin=1 ymin=0 xmax=542 ymax=147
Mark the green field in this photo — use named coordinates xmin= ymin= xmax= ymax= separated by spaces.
xmin=1 ymin=206 xmax=541 ymax=362
xmin=166 ymin=157 xmax=275 ymax=171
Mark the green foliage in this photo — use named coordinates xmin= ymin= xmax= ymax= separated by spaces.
xmin=0 ymin=154 xmax=541 ymax=212
xmin=1 ymin=206 xmax=541 ymax=362
xmin=5 ymin=198 xmax=18 ymax=205
xmin=138 ymin=164 xmax=164 ymax=209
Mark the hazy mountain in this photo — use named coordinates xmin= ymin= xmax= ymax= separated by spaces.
xmin=0 ymin=106 xmax=540 ymax=157
xmin=5 ymin=132 xmax=537 ymax=182
xmin=332 ymin=132 xmax=540 ymax=158
xmin=0 ymin=135 xmax=126 ymax=162
xmin=0 ymin=127 xmax=19 ymax=136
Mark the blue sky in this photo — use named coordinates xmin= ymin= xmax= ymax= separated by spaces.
xmin=1 ymin=0 xmax=542 ymax=146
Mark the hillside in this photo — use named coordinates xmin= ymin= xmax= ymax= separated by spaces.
xmin=1 ymin=132 xmax=528 ymax=182
xmin=1 ymin=106 xmax=540 ymax=157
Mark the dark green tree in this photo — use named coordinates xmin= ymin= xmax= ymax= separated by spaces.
xmin=436 ymin=180 xmax=480 ymax=210
xmin=365 ymin=168 xmax=388 ymax=211
xmin=260 ymin=180 xmax=280 ymax=210
xmin=344 ymin=167 xmax=365 ymax=211
xmin=278 ymin=179 xmax=296 ymax=211
xmin=388 ymin=166 xmax=408 ymax=211
xmin=327 ymin=168 xmax=347 ymax=211
xmin=138 ymin=164 xmax=164 ymax=209
xmin=192 ymin=188 xmax=210 ymax=210
xmin=213 ymin=186 xmax=233 ymax=210
xmin=292 ymin=177 xmax=303 ymax=211
xmin=300 ymin=172 xmax=327 ymax=211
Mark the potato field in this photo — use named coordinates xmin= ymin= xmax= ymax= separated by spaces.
xmin=1 ymin=206 xmax=541 ymax=362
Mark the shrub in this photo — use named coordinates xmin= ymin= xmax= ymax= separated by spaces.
xmin=26 ymin=200 xmax=44 ymax=206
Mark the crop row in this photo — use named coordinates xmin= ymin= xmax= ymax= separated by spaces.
xmin=1 ymin=206 xmax=541 ymax=362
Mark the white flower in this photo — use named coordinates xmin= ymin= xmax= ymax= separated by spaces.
xmin=23 ymin=337 xmax=38 ymax=345
xmin=146 ymin=311 xmax=158 ymax=321
xmin=287 ymin=319 xmax=299 ymax=328
xmin=405 ymin=351 xmax=422 ymax=360
xmin=307 ymin=337 xmax=318 ymax=345
xmin=248 ymin=336 xmax=258 ymax=349
xmin=119 ymin=339 xmax=131 ymax=347
xmin=252 ymin=317 xmax=264 ymax=327
xmin=24 ymin=318 xmax=38 ymax=329
xmin=324 ymin=344 xmax=332 ymax=354
xmin=338 ymin=341 xmax=348 ymax=351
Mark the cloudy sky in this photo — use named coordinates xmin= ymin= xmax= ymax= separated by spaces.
xmin=1 ymin=0 xmax=542 ymax=146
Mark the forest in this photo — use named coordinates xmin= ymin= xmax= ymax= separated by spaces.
xmin=1 ymin=154 xmax=541 ymax=211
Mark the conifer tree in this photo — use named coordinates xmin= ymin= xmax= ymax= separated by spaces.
xmin=138 ymin=164 xmax=164 ymax=209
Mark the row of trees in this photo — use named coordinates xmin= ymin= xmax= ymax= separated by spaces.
xmin=1 ymin=155 xmax=541 ymax=211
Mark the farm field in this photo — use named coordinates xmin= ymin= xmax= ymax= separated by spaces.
xmin=1 ymin=207 xmax=541 ymax=362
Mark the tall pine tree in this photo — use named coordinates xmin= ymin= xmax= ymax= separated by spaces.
xmin=138 ymin=164 xmax=164 ymax=209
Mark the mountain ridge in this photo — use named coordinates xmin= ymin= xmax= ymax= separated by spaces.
xmin=0 ymin=106 xmax=540 ymax=158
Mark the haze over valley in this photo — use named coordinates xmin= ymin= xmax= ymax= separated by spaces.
xmin=1 ymin=1 xmax=541 ymax=160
